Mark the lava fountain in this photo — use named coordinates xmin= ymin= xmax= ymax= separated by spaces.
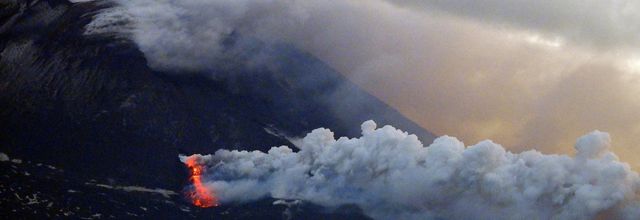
xmin=184 ymin=156 xmax=218 ymax=208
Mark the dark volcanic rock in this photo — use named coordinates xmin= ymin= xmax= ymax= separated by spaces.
xmin=0 ymin=0 xmax=434 ymax=218
xmin=0 ymin=155 xmax=372 ymax=219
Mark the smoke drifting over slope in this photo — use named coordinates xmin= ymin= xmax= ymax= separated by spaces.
xmin=86 ymin=0 xmax=640 ymax=167
xmin=181 ymin=121 xmax=640 ymax=219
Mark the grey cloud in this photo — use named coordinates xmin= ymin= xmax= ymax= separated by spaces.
xmin=386 ymin=0 xmax=640 ymax=51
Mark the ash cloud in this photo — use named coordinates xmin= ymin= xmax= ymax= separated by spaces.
xmin=181 ymin=121 xmax=640 ymax=219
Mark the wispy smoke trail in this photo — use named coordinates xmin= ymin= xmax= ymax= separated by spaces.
xmin=180 ymin=121 xmax=640 ymax=219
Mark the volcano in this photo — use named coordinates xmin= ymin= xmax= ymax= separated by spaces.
xmin=0 ymin=0 xmax=434 ymax=219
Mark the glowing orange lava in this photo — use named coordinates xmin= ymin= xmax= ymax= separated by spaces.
xmin=185 ymin=158 xmax=218 ymax=208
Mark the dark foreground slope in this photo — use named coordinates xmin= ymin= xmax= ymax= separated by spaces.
xmin=0 ymin=0 xmax=434 ymax=218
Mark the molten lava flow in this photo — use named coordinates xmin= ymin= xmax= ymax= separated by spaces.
xmin=185 ymin=157 xmax=218 ymax=208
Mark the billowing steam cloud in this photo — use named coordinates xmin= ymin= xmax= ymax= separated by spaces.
xmin=180 ymin=121 xmax=640 ymax=219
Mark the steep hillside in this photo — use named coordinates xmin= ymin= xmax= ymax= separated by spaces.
xmin=0 ymin=0 xmax=434 ymax=218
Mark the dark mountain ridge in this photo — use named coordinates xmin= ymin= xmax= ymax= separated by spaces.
xmin=0 ymin=0 xmax=434 ymax=218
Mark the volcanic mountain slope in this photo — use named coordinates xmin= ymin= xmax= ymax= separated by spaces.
xmin=0 ymin=0 xmax=434 ymax=218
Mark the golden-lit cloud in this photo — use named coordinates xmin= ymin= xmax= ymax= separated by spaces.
xmin=270 ymin=0 xmax=640 ymax=168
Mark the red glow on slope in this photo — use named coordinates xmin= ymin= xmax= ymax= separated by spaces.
xmin=185 ymin=157 xmax=218 ymax=208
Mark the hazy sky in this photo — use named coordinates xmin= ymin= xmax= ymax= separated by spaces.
xmin=94 ymin=0 xmax=640 ymax=168
xmin=281 ymin=0 xmax=640 ymax=167
xmin=369 ymin=0 xmax=640 ymax=165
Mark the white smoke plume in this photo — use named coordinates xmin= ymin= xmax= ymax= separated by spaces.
xmin=84 ymin=0 xmax=315 ymax=71
xmin=180 ymin=121 xmax=640 ymax=220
